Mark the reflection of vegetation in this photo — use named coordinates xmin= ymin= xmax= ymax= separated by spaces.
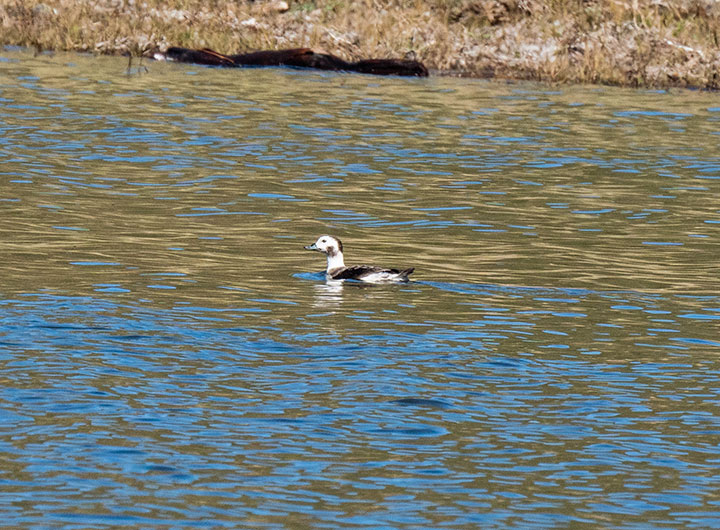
xmin=2 ymin=0 xmax=719 ymax=88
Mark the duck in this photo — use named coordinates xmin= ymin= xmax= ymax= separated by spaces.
xmin=304 ymin=235 xmax=414 ymax=283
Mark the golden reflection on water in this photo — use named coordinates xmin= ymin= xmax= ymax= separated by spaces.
xmin=1 ymin=49 xmax=718 ymax=302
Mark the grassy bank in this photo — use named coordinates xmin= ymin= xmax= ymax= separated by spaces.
xmin=2 ymin=0 xmax=719 ymax=88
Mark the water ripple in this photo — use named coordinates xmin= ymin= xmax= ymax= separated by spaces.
xmin=1 ymin=49 xmax=720 ymax=529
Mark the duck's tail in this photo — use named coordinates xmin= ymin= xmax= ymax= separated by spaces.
xmin=399 ymin=268 xmax=415 ymax=281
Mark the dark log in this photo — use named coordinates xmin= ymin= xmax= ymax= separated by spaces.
xmin=230 ymin=48 xmax=352 ymax=71
xmin=164 ymin=47 xmax=237 ymax=67
xmin=350 ymin=58 xmax=429 ymax=77
xmin=159 ymin=46 xmax=428 ymax=77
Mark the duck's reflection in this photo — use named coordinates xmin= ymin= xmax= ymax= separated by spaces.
xmin=311 ymin=278 xmax=402 ymax=309
xmin=312 ymin=279 xmax=344 ymax=308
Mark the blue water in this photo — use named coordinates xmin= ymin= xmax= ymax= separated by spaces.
xmin=1 ymin=49 xmax=720 ymax=528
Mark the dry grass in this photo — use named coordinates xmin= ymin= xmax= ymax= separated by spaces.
xmin=2 ymin=0 xmax=720 ymax=88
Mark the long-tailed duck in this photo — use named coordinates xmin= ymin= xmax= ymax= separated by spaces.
xmin=304 ymin=235 xmax=414 ymax=283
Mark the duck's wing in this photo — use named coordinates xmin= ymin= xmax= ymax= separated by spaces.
xmin=330 ymin=266 xmax=414 ymax=282
xmin=329 ymin=265 xmax=380 ymax=280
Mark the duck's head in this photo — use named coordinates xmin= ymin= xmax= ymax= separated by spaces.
xmin=304 ymin=235 xmax=343 ymax=257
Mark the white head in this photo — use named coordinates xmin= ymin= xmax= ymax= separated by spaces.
xmin=304 ymin=235 xmax=345 ymax=272
xmin=305 ymin=235 xmax=342 ymax=255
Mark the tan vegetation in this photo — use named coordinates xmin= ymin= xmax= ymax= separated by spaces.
xmin=2 ymin=0 xmax=720 ymax=88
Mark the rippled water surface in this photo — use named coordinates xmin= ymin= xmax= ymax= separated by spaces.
xmin=1 ymin=49 xmax=720 ymax=528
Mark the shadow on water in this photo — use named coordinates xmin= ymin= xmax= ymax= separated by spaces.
xmin=1 ymin=48 xmax=720 ymax=528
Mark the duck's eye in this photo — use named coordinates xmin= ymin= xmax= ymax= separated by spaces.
xmin=321 ymin=238 xmax=327 ymax=243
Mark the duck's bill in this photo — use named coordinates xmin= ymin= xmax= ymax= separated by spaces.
xmin=304 ymin=243 xmax=318 ymax=251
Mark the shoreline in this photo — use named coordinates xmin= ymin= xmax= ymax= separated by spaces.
xmin=2 ymin=0 xmax=719 ymax=90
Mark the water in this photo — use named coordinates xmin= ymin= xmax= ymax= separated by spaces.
xmin=1 ymin=48 xmax=719 ymax=528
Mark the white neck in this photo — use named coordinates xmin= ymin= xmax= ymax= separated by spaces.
xmin=326 ymin=251 xmax=345 ymax=273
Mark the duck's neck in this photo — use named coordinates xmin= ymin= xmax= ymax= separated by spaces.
xmin=326 ymin=250 xmax=345 ymax=273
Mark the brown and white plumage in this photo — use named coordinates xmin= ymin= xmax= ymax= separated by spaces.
xmin=304 ymin=235 xmax=414 ymax=283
